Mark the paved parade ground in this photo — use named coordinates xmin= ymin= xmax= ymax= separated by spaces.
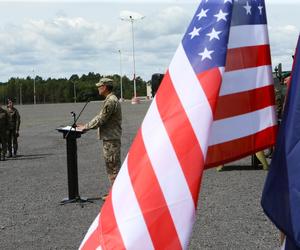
xmin=0 ymin=101 xmax=279 ymax=249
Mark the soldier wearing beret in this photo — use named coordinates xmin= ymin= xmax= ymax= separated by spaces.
xmin=0 ymin=100 xmax=8 ymax=161
xmin=77 ymin=77 xmax=122 ymax=200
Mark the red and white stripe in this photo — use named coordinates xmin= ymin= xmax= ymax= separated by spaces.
xmin=80 ymin=19 xmax=277 ymax=250
xmin=205 ymin=24 xmax=277 ymax=168
xmin=80 ymin=42 xmax=224 ymax=249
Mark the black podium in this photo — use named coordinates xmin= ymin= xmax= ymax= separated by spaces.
xmin=57 ymin=126 xmax=91 ymax=205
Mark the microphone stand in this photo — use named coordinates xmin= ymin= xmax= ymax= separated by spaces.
xmin=65 ymin=99 xmax=90 ymax=139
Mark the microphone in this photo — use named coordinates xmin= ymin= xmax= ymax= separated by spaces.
xmin=70 ymin=112 xmax=76 ymax=127
xmin=65 ymin=91 xmax=94 ymax=138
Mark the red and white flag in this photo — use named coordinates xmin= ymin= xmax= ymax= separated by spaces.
xmin=205 ymin=0 xmax=277 ymax=168
xmin=80 ymin=1 xmax=276 ymax=249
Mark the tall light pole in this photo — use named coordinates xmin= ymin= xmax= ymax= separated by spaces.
xmin=130 ymin=16 xmax=137 ymax=103
xmin=121 ymin=12 xmax=144 ymax=104
xmin=73 ymin=81 xmax=77 ymax=103
xmin=118 ymin=49 xmax=123 ymax=101
xmin=19 ymin=79 xmax=22 ymax=105
xmin=33 ymin=69 xmax=36 ymax=104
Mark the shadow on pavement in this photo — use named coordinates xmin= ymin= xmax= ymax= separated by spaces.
xmin=218 ymin=165 xmax=264 ymax=171
xmin=6 ymin=153 xmax=54 ymax=161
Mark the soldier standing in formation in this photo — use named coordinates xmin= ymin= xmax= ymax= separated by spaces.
xmin=77 ymin=77 xmax=122 ymax=201
xmin=6 ymin=98 xmax=21 ymax=157
xmin=0 ymin=100 xmax=8 ymax=161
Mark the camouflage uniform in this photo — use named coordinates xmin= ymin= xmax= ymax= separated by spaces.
xmin=274 ymin=84 xmax=286 ymax=123
xmin=85 ymin=92 xmax=122 ymax=184
xmin=7 ymin=107 xmax=21 ymax=157
xmin=0 ymin=107 xmax=8 ymax=160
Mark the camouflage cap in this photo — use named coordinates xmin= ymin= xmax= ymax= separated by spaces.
xmin=95 ymin=77 xmax=113 ymax=87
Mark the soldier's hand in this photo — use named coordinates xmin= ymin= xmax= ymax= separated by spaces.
xmin=16 ymin=131 xmax=19 ymax=137
xmin=76 ymin=124 xmax=86 ymax=132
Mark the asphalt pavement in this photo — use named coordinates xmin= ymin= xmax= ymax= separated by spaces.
xmin=0 ymin=101 xmax=279 ymax=249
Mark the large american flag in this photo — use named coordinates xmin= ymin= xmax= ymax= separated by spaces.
xmin=80 ymin=0 xmax=276 ymax=249
xmin=205 ymin=0 xmax=277 ymax=168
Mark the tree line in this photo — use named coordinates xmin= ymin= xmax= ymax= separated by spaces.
xmin=0 ymin=72 xmax=148 ymax=104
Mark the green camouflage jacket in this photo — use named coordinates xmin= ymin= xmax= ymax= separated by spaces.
xmin=86 ymin=93 xmax=122 ymax=140
xmin=7 ymin=107 xmax=21 ymax=131
xmin=0 ymin=107 xmax=8 ymax=132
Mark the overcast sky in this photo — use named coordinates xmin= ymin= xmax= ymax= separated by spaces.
xmin=0 ymin=0 xmax=299 ymax=82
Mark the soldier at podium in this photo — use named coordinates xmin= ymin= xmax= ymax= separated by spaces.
xmin=77 ymin=77 xmax=122 ymax=201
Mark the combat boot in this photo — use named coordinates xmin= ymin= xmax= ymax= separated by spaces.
xmin=101 ymin=173 xmax=117 ymax=201
xmin=13 ymin=149 xmax=17 ymax=158
xmin=216 ymin=165 xmax=224 ymax=172
xmin=1 ymin=154 xmax=5 ymax=161
xmin=101 ymin=194 xmax=108 ymax=201
xmin=7 ymin=151 xmax=12 ymax=158
xmin=108 ymin=173 xmax=117 ymax=185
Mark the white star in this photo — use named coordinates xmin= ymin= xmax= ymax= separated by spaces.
xmin=214 ymin=9 xmax=229 ymax=22
xmin=206 ymin=28 xmax=222 ymax=41
xmin=224 ymin=0 xmax=232 ymax=3
xmin=197 ymin=8 xmax=209 ymax=21
xmin=243 ymin=1 xmax=252 ymax=15
xmin=189 ymin=26 xmax=201 ymax=39
xmin=258 ymin=5 xmax=263 ymax=15
xmin=199 ymin=48 xmax=214 ymax=61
